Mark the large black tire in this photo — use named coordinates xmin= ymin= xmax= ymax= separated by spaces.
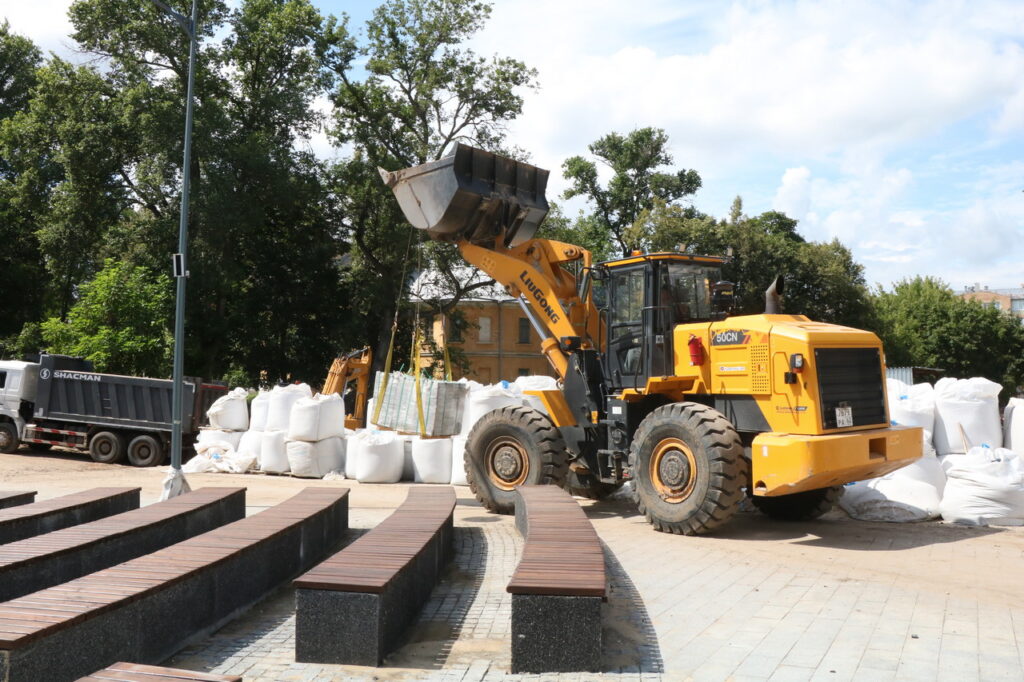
xmin=564 ymin=468 xmax=623 ymax=500
xmin=465 ymin=405 xmax=569 ymax=514
xmin=89 ymin=431 xmax=127 ymax=464
xmin=750 ymin=486 xmax=844 ymax=521
xmin=127 ymin=434 xmax=165 ymax=467
xmin=0 ymin=423 xmax=19 ymax=454
xmin=629 ymin=402 xmax=747 ymax=535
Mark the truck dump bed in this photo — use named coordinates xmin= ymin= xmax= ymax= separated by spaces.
xmin=32 ymin=355 xmax=205 ymax=434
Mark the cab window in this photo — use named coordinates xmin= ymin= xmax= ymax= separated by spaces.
xmin=610 ymin=268 xmax=645 ymax=326
xmin=662 ymin=264 xmax=717 ymax=322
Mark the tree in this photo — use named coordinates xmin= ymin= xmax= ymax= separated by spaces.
xmin=629 ymin=196 xmax=873 ymax=328
xmin=41 ymin=259 xmax=173 ymax=376
xmin=0 ymin=22 xmax=45 ymax=346
xmin=562 ymin=127 xmax=701 ymax=257
xmin=872 ymin=277 xmax=1024 ymax=395
xmin=324 ymin=0 xmax=538 ymax=373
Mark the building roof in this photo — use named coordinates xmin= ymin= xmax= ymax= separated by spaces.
xmin=409 ymin=267 xmax=513 ymax=303
xmin=960 ymin=286 xmax=1024 ymax=297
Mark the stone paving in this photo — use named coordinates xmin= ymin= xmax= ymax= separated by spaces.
xmin=166 ymin=492 xmax=1024 ymax=682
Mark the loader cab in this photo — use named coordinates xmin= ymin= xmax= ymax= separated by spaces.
xmin=596 ymin=253 xmax=726 ymax=391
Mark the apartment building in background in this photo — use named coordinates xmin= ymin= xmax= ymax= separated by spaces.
xmin=959 ymin=283 xmax=1024 ymax=321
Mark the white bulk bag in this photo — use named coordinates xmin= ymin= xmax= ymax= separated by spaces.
xmin=316 ymin=437 xmax=345 ymax=475
xmin=260 ymin=430 xmax=290 ymax=474
xmin=206 ymin=387 xmax=250 ymax=431
xmin=412 ymin=437 xmax=453 ymax=484
xmin=933 ymin=377 xmax=1002 ymax=455
xmin=183 ymin=454 xmax=217 ymax=473
xmin=237 ymin=430 xmax=263 ymax=460
xmin=287 ymin=440 xmax=321 ymax=479
xmin=886 ymin=379 xmax=935 ymax=442
xmin=839 ymin=448 xmax=945 ymax=522
xmin=940 ymin=446 xmax=1024 ymax=525
xmin=1003 ymin=398 xmax=1024 ymax=456
xmin=345 ymin=431 xmax=364 ymax=478
xmin=249 ymin=391 xmax=271 ymax=431
xmin=266 ymin=383 xmax=312 ymax=433
xmin=515 ymin=375 xmax=558 ymax=414
xmin=461 ymin=383 xmax=522 ymax=436
xmin=356 ymin=430 xmax=403 ymax=483
xmin=450 ymin=436 xmax=469 ymax=486
xmin=288 ymin=393 xmax=346 ymax=442
xmin=197 ymin=428 xmax=243 ymax=450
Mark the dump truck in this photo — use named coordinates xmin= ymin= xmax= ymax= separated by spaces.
xmin=380 ymin=143 xmax=923 ymax=535
xmin=0 ymin=353 xmax=227 ymax=466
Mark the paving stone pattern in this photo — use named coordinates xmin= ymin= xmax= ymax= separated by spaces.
xmin=167 ymin=499 xmax=1024 ymax=682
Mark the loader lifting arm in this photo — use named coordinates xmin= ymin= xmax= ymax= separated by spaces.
xmin=379 ymin=143 xmax=603 ymax=379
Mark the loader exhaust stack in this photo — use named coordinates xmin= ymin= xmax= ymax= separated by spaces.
xmin=379 ymin=143 xmax=550 ymax=247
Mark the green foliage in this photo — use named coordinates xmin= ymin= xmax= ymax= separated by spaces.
xmin=0 ymin=22 xmax=46 ymax=337
xmin=41 ymin=259 xmax=173 ymax=376
xmin=872 ymin=277 xmax=1024 ymax=395
xmin=562 ymin=127 xmax=701 ymax=257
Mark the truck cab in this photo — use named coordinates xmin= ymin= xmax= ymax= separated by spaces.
xmin=0 ymin=360 xmax=40 ymax=453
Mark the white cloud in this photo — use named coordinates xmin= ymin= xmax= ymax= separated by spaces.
xmin=4 ymin=1 xmax=76 ymax=57
xmin=773 ymin=167 xmax=812 ymax=220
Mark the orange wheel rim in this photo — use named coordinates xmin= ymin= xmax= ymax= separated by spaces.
xmin=650 ymin=437 xmax=697 ymax=503
xmin=486 ymin=437 xmax=530 ymax=491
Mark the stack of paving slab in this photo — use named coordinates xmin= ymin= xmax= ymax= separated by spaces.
xmin=841 ymin=376 xmax=1024 ymax=526
xmin=352 ymin=374 xmax=559 ymax=486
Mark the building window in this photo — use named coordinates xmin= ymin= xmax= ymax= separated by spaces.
xmin=1012 ymin=299 xmax=1024 ymax=313
xmin=518 ymin=368 xmax=530 ymax=377
xmin=478 ymin=316 xmax=492 ymax=343
xmin=517 ymin=317 xmax=530 ymax=344
xmin=447 ymin=317 xmax=463 ymax=343
xmin=991 ymin=301 xmax=1002 ymax=310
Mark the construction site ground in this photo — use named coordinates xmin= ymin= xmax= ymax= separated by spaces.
xmin=2 ymin=449 xmax=1022 ymax=682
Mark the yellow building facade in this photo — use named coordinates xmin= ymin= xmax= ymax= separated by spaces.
xmin=427 ymin=300 xmax=555 ymax=383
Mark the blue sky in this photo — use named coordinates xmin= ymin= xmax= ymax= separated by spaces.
xmin=6 ymin=0 xmax=1024 ymax=290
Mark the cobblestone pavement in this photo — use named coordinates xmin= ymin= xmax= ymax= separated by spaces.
xmin=3 ymin=454 xmax=1023 ymax=682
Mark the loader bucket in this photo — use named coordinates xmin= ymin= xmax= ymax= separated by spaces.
xmin=379 ymin=142 xmax=549 ymax=247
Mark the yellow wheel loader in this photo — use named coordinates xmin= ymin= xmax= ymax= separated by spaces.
xmin=380 ymin=144 xmax=922 ymax=534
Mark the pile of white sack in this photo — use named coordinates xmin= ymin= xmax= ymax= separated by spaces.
xmin=350 ymin=375 xmax=560 ymax=486
xmin=188 ymin=383 xmax=347 ymax=479
xmin=187 ymin=388 xmax=256 ymax=474
xmin=840 ymin=376 xmax=1024 ymax=525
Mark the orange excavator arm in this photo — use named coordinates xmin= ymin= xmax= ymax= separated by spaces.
xmin=322 ymin=347 xmax=373 ymax=430
xmin=379 ymin=144 xmax=603 ymax=380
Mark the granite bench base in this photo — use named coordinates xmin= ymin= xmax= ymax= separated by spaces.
xmin=0 ymin=492 xmax=35 ymax=511
xmin=511 ymin=594 xmax=602 ymax=673
xmin=0 ymin=487 xmax=246 ymax=602
xmin=0 ymin=487 xmax=140 ymax=545
xmin=0 ymin=488 xmax=348 ymax=682
xmin=295 ymin=489 xmax=455 ymax=667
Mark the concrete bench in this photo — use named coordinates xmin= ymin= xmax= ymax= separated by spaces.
xmin=508 ymin=485 xmax=606 ymax=674
xmin=0 ymin=487 xmax=348 ymax=682
xmin=77 ymin=661 xmax=241 ymax=681
xmin=0 ymin=487 xmax=245 ymax=602
xmin=0 ymin=493 xmax=35 ymax=511
xmin=0 ymin=488 xmax=140 ymax=545
xmin=294 ymin=486 xmax=456 ymax=666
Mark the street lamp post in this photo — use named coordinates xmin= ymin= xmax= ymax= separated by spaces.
xmin=152 ymin=0 xmax=199 ymax=499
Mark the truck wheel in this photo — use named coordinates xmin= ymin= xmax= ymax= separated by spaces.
xmin=751 ymin=486 xmax=843 ymax=521
xmin=564 ymin=469 xmax=623 ymax=500
xmin=629 ymin=402 xmax=747 ymax=535
xmin=89 ymin=431 xmax=127 ymax=464
xmin=465 ymin=405 xmax=568 ymax=514
xmin=127 ymin=434 xmax=165 ymax=467
xmin=0 ymin=423 xmax=20 ymax=454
